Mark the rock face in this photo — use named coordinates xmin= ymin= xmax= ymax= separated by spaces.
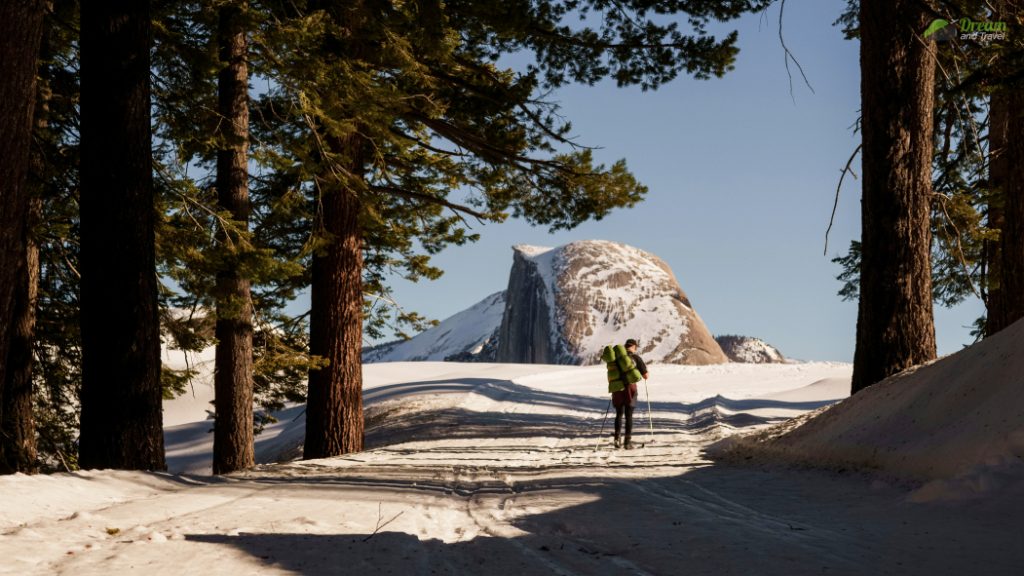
xmin=495 ymin=241 xmax=727 ymax=365
xmin=495 ymin=246 xmax=558 ymax=363
xmin=364 ymin=240 xmax=729 ymax=366
xmin=715 ymin=335 xmax=786 ymax=364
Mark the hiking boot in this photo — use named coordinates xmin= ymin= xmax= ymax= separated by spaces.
xmin=624 ymin=438 xmax=633 ymax=450
xmin=613 ymin=436 xmax=621 ymax=449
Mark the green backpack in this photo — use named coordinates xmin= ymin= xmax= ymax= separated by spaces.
xmin=602 ymin=344 xmax=642 ymax=393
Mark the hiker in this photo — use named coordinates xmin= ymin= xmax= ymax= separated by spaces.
xmin=611 ymin=338 xmax=648 ymax=449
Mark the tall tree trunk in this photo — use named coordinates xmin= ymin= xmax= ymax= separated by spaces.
xmin=1 ymin=200 xmax=40 ymax=474
xmin=0 ymin=2 xmax=47 ymax=472
xmin=999 ymin=94 xmax=1024 ymax=329
xmin=986 ymin=2 xmax=1024 ymax=335
xmin=304 ymin=137 xmax=366 ymax=459
xmin=851 ymin=0 xmax=937 ymax=393
xmin=986 ymin=91 xmax=1009 ymax=335
xmin=79 ymin=0 xmax=165 ymax=470
xmin=1 ymin=17 xmax=52 ymax=471
xmin=4 ymin=3 xmax=64 ymax=475
xmin=213 ymin=1 xmax=255 ymax=475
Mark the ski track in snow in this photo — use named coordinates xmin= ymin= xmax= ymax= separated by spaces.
xmin=4 ymin=361 xmax=1024 ymax=575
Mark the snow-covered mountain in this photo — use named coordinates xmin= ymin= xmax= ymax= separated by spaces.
xmin=715 ymin=335 xmax=786 ymax=364
xmin=498 ymin=241 xmax=726 ymax=365
xmin=362 ymin=291 xmax=505 ymax=362
xmin=366 ymin=240 xmax=728 ymax=365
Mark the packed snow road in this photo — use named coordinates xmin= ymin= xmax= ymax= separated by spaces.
xmin=2 ymin=362 xmax=1022 ymax=575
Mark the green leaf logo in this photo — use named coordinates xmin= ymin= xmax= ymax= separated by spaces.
xmin=924 ymin=19 xmax=951 ymax=38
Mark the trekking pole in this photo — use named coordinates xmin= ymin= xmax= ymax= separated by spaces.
xmin=597 ymin=397 xmax=612 ymax=448
xmin=643 ymin=377 xmax=654 ymax=443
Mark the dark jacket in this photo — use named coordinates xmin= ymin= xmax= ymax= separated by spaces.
xmin=629 ymin=352 xmax=648 ymax=379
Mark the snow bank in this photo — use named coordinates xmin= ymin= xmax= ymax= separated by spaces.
xmin=716 ymin=317 xmax=1024 ymax=499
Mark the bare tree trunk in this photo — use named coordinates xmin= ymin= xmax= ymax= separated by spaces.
xmin=304 ymin=138 xmax=366 ymax=459
xmin=986 ymin=91 xmax=1009 ymax=335
xmin=1 ymin=199 xmax=40 ymax=475
xmin=994 ymin=90 xmax=1024 ymax=331
xmin=212 ymin=0 xmax=255 ymax=475
xmin=986 ymin=1 xmax=1024 ymax=334
xmin=4 ymin=5 xmax=63 ymax=475
xmin=79 ymin=0 xmax=165 ymax=470
xmin=0 ymin=2 xmax=47 ymax=472
xmin=851 ymin=0 xmax=937 ymax=393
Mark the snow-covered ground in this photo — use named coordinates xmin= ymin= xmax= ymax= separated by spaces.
xmin=2 ymin=356 xmax=1023 ymax=575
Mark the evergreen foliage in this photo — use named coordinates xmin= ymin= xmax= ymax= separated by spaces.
xmin=251 ymin=0 xmax=770 ymax=456
xmin=7 ymin=0 xmax=776 ymax=470
xmin=29 ymin=0 xmax=84 ymax=471
xmin=833 ymin=0 xmax=1024 ymax=341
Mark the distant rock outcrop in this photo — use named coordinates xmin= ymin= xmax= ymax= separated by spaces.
xmin=364 ymin=240 xmax=729 ymax=366
xmin=715 ymin=335 xmax=786 ymax=364
xmin=495 ymin=241 xmax=727 ymax=365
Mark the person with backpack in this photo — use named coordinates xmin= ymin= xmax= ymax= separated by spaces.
xmin=601 ymin=338 xmax=649 ymax=449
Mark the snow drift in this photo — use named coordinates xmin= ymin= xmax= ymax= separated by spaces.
xmin=716 ymin=317 xmax=1024 ymax=496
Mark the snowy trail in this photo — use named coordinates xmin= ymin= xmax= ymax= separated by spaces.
xmin=4 ymin=362 xmax=1023 ymax=574
xmin=8 ymin=426 xmax=1019 ymax=575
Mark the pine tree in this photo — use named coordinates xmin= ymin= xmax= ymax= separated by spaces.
xmin=833 ymin=1 xmax=1023 ymax=343
xmin=1 ymin=198 xmax=40 ymax=474
xmin=0 ymin=1 xmax=48 ymax=474
xmin=29 ymin=0 xmax=84 ymax=472
xmin=851 ymin=0 xmax=937 ymax=393
xmin=79 ymin=0 xmax=165 ymax=470
xmin=985 ymin=1 xmax=1024 ymax=334
xmin=252 ymin=0 xmax=771 ymax=457
xmin=152 ymin=0 xmax=316 ymax=472
xmin=212 ymin=0 xmax=256 ymax=475
xmin=992 ymin=88 xmax=1024 ymax=330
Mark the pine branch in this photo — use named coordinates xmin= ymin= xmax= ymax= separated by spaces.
xmin=444 ymin=56 xmax=587 ymax=149
xmin=371 ymin=185 xmax=489 ymax=221
xmin=934 ymin=191 xmax=982 ymax=299
xmin=778 ymin=0 xmax=815 ymax=103
xmin=388 ymin=126 xmax=471 ymax=158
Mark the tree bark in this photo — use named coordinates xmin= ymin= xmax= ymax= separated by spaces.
xmin=304 ymin=137 xmax=366 ymax=459
xmin=998 ymin=93 xmax=1024 ymax=330
xmin=986 ymin=91 xmax=1009 ymax=335
xmin=0 ymin=2 xmax=47 ymax=472
xmin=851 ymin=0 xmax=937 ymax=393
xmin=79 ymin=0 xmax=166 ymax=470
xmin=1 ymin=199 xmax=40 ymax=475
xmin=212 ymin=1 xmax=255 ymax=475
xmin=986 ymin=2 xmax=1024 ymax=335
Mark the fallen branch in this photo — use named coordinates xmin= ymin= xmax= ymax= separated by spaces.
xmin=362 ymin=502 xmax=404 ymax=542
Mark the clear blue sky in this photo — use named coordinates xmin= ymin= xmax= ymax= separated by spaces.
xmin=375 ymin=0 xmax=985 ymax=362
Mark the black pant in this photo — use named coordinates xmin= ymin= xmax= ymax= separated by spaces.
xmin=614 ymin=405 xmax=633 ymax=440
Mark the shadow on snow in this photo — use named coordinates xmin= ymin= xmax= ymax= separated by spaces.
xmin=183 ymin=463 xmax=1024 ymax=576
